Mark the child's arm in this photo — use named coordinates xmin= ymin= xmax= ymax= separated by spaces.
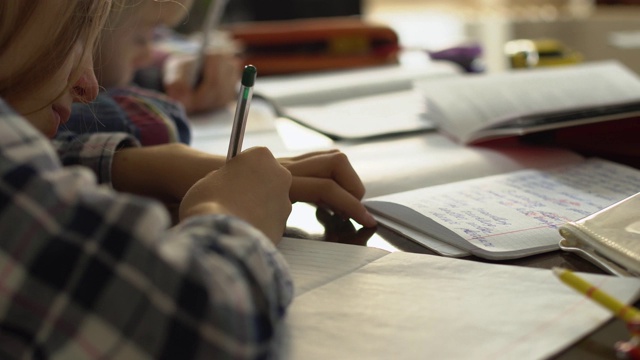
xmin=54 ymin=132 xmax=375 ymax=228
xmin=110 ymin=145 xmax=377 ymax=228
xmin=1 ymin=106 xmax=292 ymax=358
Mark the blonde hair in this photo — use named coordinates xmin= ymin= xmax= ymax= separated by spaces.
xmin=107 ymin=0 xmax=146 ymax=28
xmin=0 ymin=1 xmax=112 ymax=100
xmin=105 ymin=0 xmax=191 ymax=29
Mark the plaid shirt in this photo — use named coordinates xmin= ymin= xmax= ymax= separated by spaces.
xmin=64 ymin=86 xmax=191 ymax=146
xmin=0 ymin=99 xmax=292 ymax=359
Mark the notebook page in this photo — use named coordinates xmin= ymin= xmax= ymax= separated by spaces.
xmin=276 ymin=251 xmax=640 ymax=359
xmin=364 ymin=159 xmax=640 ymax=259
xmin=415 ymin=61 xmax=640 ymax=143
xmin=277 ymin=238 xmax=388 ymax=296
xmin=373 ymin=215 xmax=470 ymax=257
xmin=255 ymin=62 xmax=459 ymax=106
xmin=282 ymin=90 xmax=435 ymax=139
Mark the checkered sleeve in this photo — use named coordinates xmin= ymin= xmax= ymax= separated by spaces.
xmin=52 ymin=130 xmax=139 ymax=185
xmin=0 ymin=100 xmax=293 ymax=359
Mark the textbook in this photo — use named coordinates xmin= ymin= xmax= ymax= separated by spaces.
xmin=415 ymin=61 xmax=640 ymax=145
xmin=560 ymin=192 xmax=640 ymax=277
xmin=363 ymin=158 xmax=640 ymax=260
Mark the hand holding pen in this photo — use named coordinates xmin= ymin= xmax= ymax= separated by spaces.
xmin=227 ymin=65 xmax=257 ymax=161
xmin=189 ymin=0 xmax=231 ymax=88
xmin=163 ymin=0 xmax=239 ymax=114
xmin=222 ymin=64 xmax=377 ymax=228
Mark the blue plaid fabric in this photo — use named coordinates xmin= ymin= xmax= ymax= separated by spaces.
xmin=63 ymin=86 xmax=192 ymax=146
xmin=0 ymin=99 xmax=292 ymax=359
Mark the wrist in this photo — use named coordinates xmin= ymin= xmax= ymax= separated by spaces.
xmin=179 ymin=202 xmax=232 ymax=221
xmin=112 ymin=143 xmax=225 ymax=202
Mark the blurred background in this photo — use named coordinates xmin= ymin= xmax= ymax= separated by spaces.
xmin=175 ymin=0 xmax=640 ymax=74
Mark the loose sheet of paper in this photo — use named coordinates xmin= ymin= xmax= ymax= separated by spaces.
xmin=282 ymin=90 xmax=435 ymax=139
xmin=275 ymin=248 xmax=640 ymax=360
xmin=278 ymin=238 xmax=388 ymax=296
xmin=255 ymin=62 xmax=460 ymax=106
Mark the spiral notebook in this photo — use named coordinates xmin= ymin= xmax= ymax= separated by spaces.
xmin=559 ymin=192 xmax=640 ymax=277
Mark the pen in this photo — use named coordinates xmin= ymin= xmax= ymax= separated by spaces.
xmin=227 ymin=65 xmax=257 ymax=161
xmin=190 ymin=0 xmax=230 ymax=87
xmin=552 ymin=267 xmax=640 ymax=323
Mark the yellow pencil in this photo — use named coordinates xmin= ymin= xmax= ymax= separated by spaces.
xmin=553 ymin=267 xmax=640 ymax=323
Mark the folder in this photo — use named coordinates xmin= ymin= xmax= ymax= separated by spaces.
xmin=225 ymin=17 xmax=400 ymax=75
xmin=559 ymin=192 xmax=640 ymax=277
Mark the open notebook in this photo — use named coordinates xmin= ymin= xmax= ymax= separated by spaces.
xmin=363 ymin=158 xmax=640 ymax=260
xmin=415 ymin=60 xmax=640 ymax=145
xmin=276 ymin=238 xmax=640 ymax=359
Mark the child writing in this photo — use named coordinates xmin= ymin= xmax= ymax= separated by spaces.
xmin=65 ymin=0 xmax=240 ymax=145
xmin=98 ymin=0 xmax=241 ymax=113
xmin=0 ymin=1 xmax=375 ymax=358
xmin=54 ymin=0 xmax=375 ymax=227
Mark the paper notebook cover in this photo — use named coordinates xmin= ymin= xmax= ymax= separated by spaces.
xmin=559 ymin=192 xmax=640 ymax=276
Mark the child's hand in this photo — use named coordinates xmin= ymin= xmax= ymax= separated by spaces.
xmin=163 ymin=52 xmax=241 ymax=114
xmin=277 ymin=150 xmax=378 ymax=228
xmin=180 ymin=147 xmax=292 ymax=243
xmin=112 ymin=144 xmax=375 ymax=234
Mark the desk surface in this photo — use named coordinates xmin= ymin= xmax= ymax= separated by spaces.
xmin=285 ymin=202 xmax=629 ymax=360
xmin=190 ymin=77 xmax=634 ymax=360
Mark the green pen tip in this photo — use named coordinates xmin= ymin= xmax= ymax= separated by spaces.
xmin=241 ymin=65 xmax=257 ymax=87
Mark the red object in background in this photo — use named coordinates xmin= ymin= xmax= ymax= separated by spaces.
xmin=224 ymin=17 xmax=400 ymax=76
xmin=519 ymin=117 xmax=640 ymax=169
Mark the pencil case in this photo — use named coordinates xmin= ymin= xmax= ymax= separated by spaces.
xmin=559 ymin=191 xmax=640 ymax=277
xmin=224 ymin=17 xmax=400 ymax=75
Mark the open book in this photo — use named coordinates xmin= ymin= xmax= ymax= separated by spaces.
xmin=363 ymin=158 xmax=640 ymax=260
xmin=415 ymin=61 xmax=640 ymax=145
